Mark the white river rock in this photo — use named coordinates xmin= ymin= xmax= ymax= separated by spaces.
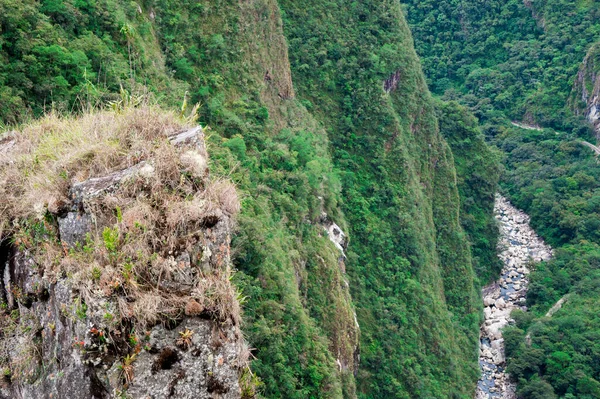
xmin=476 ymin=195 xmax=552 ymax=399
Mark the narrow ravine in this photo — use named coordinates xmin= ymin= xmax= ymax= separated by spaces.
xmin=476 ymin=196 xmax=553 ymax=399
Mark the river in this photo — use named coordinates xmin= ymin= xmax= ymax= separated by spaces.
xmin=476 ymin=196 xmax=553 ymax=399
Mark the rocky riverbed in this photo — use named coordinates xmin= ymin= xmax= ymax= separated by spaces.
xmin=476 ymin=196 xmax=553 ymax=399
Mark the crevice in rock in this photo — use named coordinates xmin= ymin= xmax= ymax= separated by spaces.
xmin=201 ymin=215 xmax=220 ymax=229
xmin=152 ymin=347 xmax=180 ymax=372
xmin=0 ymin=237 xmax=14 ymax=308
xmin=87 ymin=367 xmax=109 ymax=399
xmin=207 ymin=373 xmax=228 ymax=394
xmin=167 ymin=369 xmax=185 ymax=397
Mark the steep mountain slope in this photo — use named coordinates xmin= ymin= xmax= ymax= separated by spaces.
xmin=0 ymin=0 xmax=501 ymax=397
xmin=570 ymin=42 xmax=600 ymax=138
xmin=436 ymin=101 xmax=501 ymax=283
xmin=277 ymin=2 xmax=490 ymax=397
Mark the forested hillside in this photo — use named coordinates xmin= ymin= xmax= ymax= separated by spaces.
xmin=436 ymin=100 xmax=501 ymax=283
xmin=0 ymin=0 xmax=501 ymax=398
xmin=404 ymin=0 xmax=600 ymax=397
xmin=404 ymin=0 xmax=600 ymax=131
xmin=277 ymin=2 xmax=496 ymax=396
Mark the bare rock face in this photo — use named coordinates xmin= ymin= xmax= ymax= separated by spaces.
xmin=320 ymin=213 xmax=347 ymax=259
xmin=0 ymin=126 xmax=247 ymax=399
xmin=128 ymin=319 xmax=243 ymax=399
xmin=318 ymin=213 xmax=360 ymax=377
xmin=0 ymin=272 xmax=96 ymax=399
xmin=571 ymin=42 xmax=600 ymax=138
xmin=58 ymin=212 xmax=93 ymax=248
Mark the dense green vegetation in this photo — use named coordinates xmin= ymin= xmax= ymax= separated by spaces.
xmin=436 ymin=100 xmax=501 ymax=283
xmin=277 ymin=1 xmax=501 ymax=397
xmin=0 ymin=0 xmax=187 ymax=124
xmin=0 ymin=0 xmax=503 ymax=397
xmin=403 ymin=0 xmax=600 ymax=130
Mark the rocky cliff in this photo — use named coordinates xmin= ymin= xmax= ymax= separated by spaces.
xmin=0 ymin=108 xmax=252 ymax=398
xmin=571 ymin=42 xmax=600 ymax=138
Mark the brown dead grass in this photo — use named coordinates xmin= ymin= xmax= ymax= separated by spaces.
xmin=0 ymin=107 xmax=184 ymax=220
xmin=192 ymin=270 xmax=243 ymax=326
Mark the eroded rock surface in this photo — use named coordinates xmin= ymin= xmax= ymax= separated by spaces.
xmin=128 ymin=319 xmax=244 ymax=399
xmin=476 ymin=196 xmax=552 ymax=399
xmin=571 ymin=43 xmax=600 ymax=138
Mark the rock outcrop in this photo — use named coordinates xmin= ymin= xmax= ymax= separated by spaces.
xmin=320 ymin=213 xmax=348 ymax=270
xmin=0 ymin=115 xmax=250 ymax=399
xmin=476 ymin=196 xmax=552 ymax=399
xmin=571 ymin=42 xmax=600 ymax=138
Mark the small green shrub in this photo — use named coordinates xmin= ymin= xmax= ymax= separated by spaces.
xmin=102 ymin=226 xmax=119 ymax=255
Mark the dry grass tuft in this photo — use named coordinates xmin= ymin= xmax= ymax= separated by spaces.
xmin=206 ymin=180 xmax=241 ymax=216
xmin=165 ymin=196 xmax=206 ymax=230
xmin=180 ymin=150 xmax=208 ymax=178
xmin=184 ymin=299 xmax=204 ymax=316
xmin=192 ymin=270 xmax=243 ymax=326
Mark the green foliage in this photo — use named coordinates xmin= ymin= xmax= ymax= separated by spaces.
xmin=497 ymin=126 xmax=600 ymax=248
xmin=91 ymin=267 xmax=102 ymax=281
xmin=0 ymin=0 xmax=502 ymax=397
xmin=0 ymin=0 xmax=185 ymax=124
xmin=209 ymin=111 xmax=350 ymax=398
xmin=403 ymin=0 xmax=600 ymax=130
xmin=276 ymin=1 xmax=500 ymax=397
xmin=402 ymin=0 xmax=600 ymax=394
xmin=74 ymin=298 xmax=87 ymax=321
xmin=518 ymin=379 xmax=557 ymax=399
xmin=503 ymin=326 xmax=525 ymax=360
xmin=102 ymin=226 xmax=119 ymax=255
xmin=240 ymin=367 xmax=263 ymax=399
xmin=436 ymin=100 xmax=501 ymax=282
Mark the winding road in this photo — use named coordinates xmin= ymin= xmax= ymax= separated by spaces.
xmin=580 ymin=140 xmax=600 ymax=156
xmin=510 ymin=120 xmax=600 ymax=157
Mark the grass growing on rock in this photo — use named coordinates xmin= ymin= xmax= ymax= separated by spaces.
xmin=0 ymin=106 xmax=247 ymax=379
xmin=1 ymin=106 xmax=185 ymax=221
